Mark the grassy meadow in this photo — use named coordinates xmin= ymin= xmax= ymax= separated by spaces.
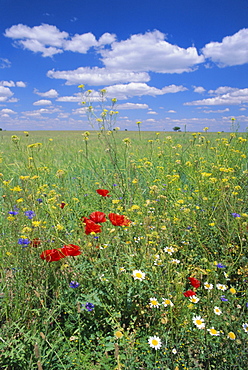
xmin=0 ymin=128 xmax=248 ymax=369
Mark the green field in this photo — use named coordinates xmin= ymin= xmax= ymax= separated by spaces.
xmin=0 ymin=129 xmax=248 ymax=369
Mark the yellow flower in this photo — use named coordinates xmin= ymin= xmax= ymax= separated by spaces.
xmin=230 ymin=287 xmax=236 ymax=294
xmin=114 ymin=331 xmax=123 ymax=339
xmin=32 ymin=221 xmax=42 ymax=227
xmin=227 ymin=332 xmax=236 ymax=340
xmin=16 ymin=198 xmax=24 ymax=203
xmin=7 ymin=216 xmax=15 ymax=221
xmin=55 ymin=224 xmax=64 ymax=231
xmin=11 ymin=186 xmax=22 ymax=192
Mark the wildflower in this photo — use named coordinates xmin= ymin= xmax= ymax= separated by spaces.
xmin=216 ymin=263 xmax=226 ymax=268
xmin=69 ymin=281 xmax=80 ymax=288
xmin=164 ymin=246 xmax=175 ymax=255
xmin=119 ymin=267 xmax=126 ymax=272
xmin=96 ymin=189 xmax=110 ymax=197
xmin=82 ymin=218 xmax=102 ymax=235
xmin=24 ymin=210 xmax=36 ymax=219
xmin=85 ymin=302 xmax=95 ymax=311
xmin=162 ymin=298 xmax=174 ymax=307
xmin=207 ymin=327 xmax=220 ymax=336
xmin=40 ymin=248 xmax=65 ymax=262
xmin=18 ymin=238 xmax=30 ymax=246
xmin=149 ymin=297 xmax=160 ymax=308
xmin=115 ymin=330 xmax=123 ymax=339
xmin=216 ymin=283 xmax=228 ymax=291
xmin=230 ymin=287 xmax=236 ymax=294
xmin=204 ymin=282 xmax=213 ymax=290
xmin=214 ymin=306 xmax=222 ymax=315
xmin=32 ymin=221 xmax=41 ymax=227
xmin=231 ymin=213 xmax=240 ymax=218
xmin=60 ymin=202 xmax=66 ymax=209
xmin=30 ymin=238 xmax=41 ymax=247
xmin=183 ymin=290 xmax=196 ymax=297
xmin=227 ymin=332 xmax=236 ymax=340
xmin=148 ymin=336 xmax=162 ymax=350
xmin=8 ymin=211 xmax=19 ymax=216
xmin=193 ymin=316 xmax=205 ymax=329
xmin=220 ymin=295 xmax=228 ymax=302
xmin=108 ymin=213 xmax=131 ymax=226
xmin=62 ymin=244 xmax=81 ymax=256
xmin=37 ymin=198 xmax=43 ymax=203
xmin=170 ymin=259 xmax=180 ymax=264
xmin=89 ymin=211 xmax=107 ymax=223
xmin=188 ymin=277 xmax=201 ymax=289
xmin=189 ymin=296 xmax=200 ymax=304
xmin=242 ymin=323 xmax=248 ymax=333
xmin=132 ymin=270 xmax=146 ymax=281
xmin=172 ymin=348 xmax=177 ymax=354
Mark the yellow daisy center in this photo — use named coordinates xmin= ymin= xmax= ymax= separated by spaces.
xmin=136 ymin=272 xmax=142 ymax=278
xmin=196 ymin=320 xmax=202 ymax=325
xmin=152 ymin=339 xmax=158 ymax=346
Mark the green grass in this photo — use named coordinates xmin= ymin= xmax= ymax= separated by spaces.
xmin=0 ymin=129 xmax=248 ymax=369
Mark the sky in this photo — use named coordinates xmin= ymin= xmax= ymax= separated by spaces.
xmin=1 ymin=0 xmax=248 ymax=132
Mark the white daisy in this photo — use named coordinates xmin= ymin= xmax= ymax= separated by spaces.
xmin=164 ymin=246 xmax=175 ymax=255
xmin=148 ymin=336 xmax=162 ymax=350
xmin=193 ymin=315 xmax=205 ymax=329
xmin=214 ymin=306 xmax=222 ymax=315
xmin=189 ymin=296 xmax=200 ymax=304
xmin=227 ymin=332 xmax=236 ymax=340
xmin=216 ymin=283 xmax=228 ymax=291
xmin=162 ymin=298 xmax=174 ymax=307
xmin=132 ymin=269 xmax=145 ymax=281
xmin=204 ymin=282 xmax=213 ymax=290
xmin=207 ymin=327 xmax=220 ymax=336
xmin=149 ymin=297 xmax=160 ymax=308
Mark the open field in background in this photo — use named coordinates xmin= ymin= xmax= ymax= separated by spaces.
xmin=0 ymin=129 xmax=248 ymax=369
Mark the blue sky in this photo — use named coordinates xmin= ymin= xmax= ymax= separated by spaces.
xmin=1 ymin=0 xmax=248 ymax=131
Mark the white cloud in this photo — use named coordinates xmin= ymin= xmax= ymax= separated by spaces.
xmin=193 ymin=86 xmax=206 ymax=93
xmin=0 ymin=86 xmax=14 ymax=101
xmin=64 ymin=33 xmax=97 ymax=53
xmin=1 ymin=108 xmax=16 ymax=114
xmin=16 ymin=81 xmax=26 ymax=87
xmin=202 ymin=28 xmax=248 ymax=66
xmin=104 ymin=83 xmax=187 ymax=99
xmin=208 ymin=86 xmax=237 ymax=95
xmin=47 ymin=66 xmax=150 ymax=85
xmin=147 ymin=111 xmax=158 ymax=115
xmin=100 ymin=30 xmax=204 ymax=73
xmin=0 ymin=58 xmax=11 ymax=68
xmin=167 ymin=110 xmax=176 ymax=113
xmin=98 ymin=33 xmax=116 ymax=46
xmin=34 ymin=88 xmax=58 ymax=98
xmin=0 ymin=81 xmax=15 ymax=87
xmin=57 ymin=95 xmax=82 ymax=102
xmin=203 ymin=108 xmax=230 ymax=113
xmin=117 ymin=103 xmax=149 ymax=109
xmin=185 ymin=88 xmax=248 ymax=106
xmin=33 ymin=99 xmax=52 ymax=106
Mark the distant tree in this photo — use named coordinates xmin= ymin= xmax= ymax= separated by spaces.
xmin=0 ymin=128 xmax=2 ymax=131
xmin=173 ymin=126 xmax=181 ymax=132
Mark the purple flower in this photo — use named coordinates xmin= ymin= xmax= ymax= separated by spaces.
xmin=8 ymin=211 xmax=19 ymax=216
xmin=37 ymin=198 xmax=43 ymax=203
xmin=83 ymin=302 xmax=95 ymax=311
xmin=69 ymin=281 xmax=80 ymax=288
xmin=216 ymin=263 xmax=226 ymax=268
xmin=25 ymin=210 xmax=36 ymax=219
xmin=231 ymin=213 xmax=241 ymax=218
xmin=18 ymin=238 xmax=30 ymax=246
xmin=220 ymin=295 xmax=228 ymax=302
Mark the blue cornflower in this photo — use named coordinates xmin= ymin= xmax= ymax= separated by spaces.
xmin=220 ymin=295 xmax=228 ymax=302
xmin=216 ymin=263 xmax=226 ymax=268
xmin=69 ymin=281 xmax=80 ymax=288
xmin=37 ymin=198 xmax=43 ymax=203
xmin=85 ymin=302 xmax=95 ymax=311
xmin=24 ymin=210 xmax=36 ymax=219
xmin=8 ymin=211 xmax=19 ymax=216
xmin=231 ymin=213 xmax=241 ymax=218
xmin=18 ymin=238 xmax=30 ymax=246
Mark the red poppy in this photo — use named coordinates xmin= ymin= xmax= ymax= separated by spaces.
xmin=188 ymin=277 xmax=201 ymax=289
xmin=83 ymin=218 xmax=102 ymax=235
xmin=183 ymin=290 xmax=196 ymax=297
xmin=60 ymin=202 xmax=66 ymax=209
xmin=40 ymin=248 xmax=65 ymax=262
xmin=96 ymin=189 xmax=110 ymax=197
xmin=62 ymin=244 xmax=81 ymax=256
xmin=30 ymin=238 xmax=41 ymax=247
xmin=89 ymin=211 xmax=107 ymax=223
xmin=108 ymin=213 xmax=131 ymax=226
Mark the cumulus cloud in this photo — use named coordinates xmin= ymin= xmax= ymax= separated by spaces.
xmin=47 ymin=66 xmax=150 ymax=85
xmin=193 ymin=86 xmax=206 ymax=93
xmin=100 ymin=30 xmax=204 ymax=73
xmin=203 ymin=108 xmax=230 ymax=113
xmin=33 ymin=99 xmax=52 ymax=106
xmin=202 ymin=28 xmax=248 ymax=66
xmin=64 ymin=33 xmax=98 ymax=53
xmin=16 ymin=81 xmax=26 ymax=87
xmin=1 ymin=108 xmax=16 ymax=114
xmin=0 ymin=58 xmax=11 ymax=68
xmin=104 ymin=82 xmax=187 ymax=99
xmin=185 ymin=88 xmax=248 ymax=106
xmin=0 ymin=86 xmax=14 ymax=101
xmin=117 ymin=103 xmax=149 ymax=109
xmin=34 ymin=88 xmax=58 ymax=98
